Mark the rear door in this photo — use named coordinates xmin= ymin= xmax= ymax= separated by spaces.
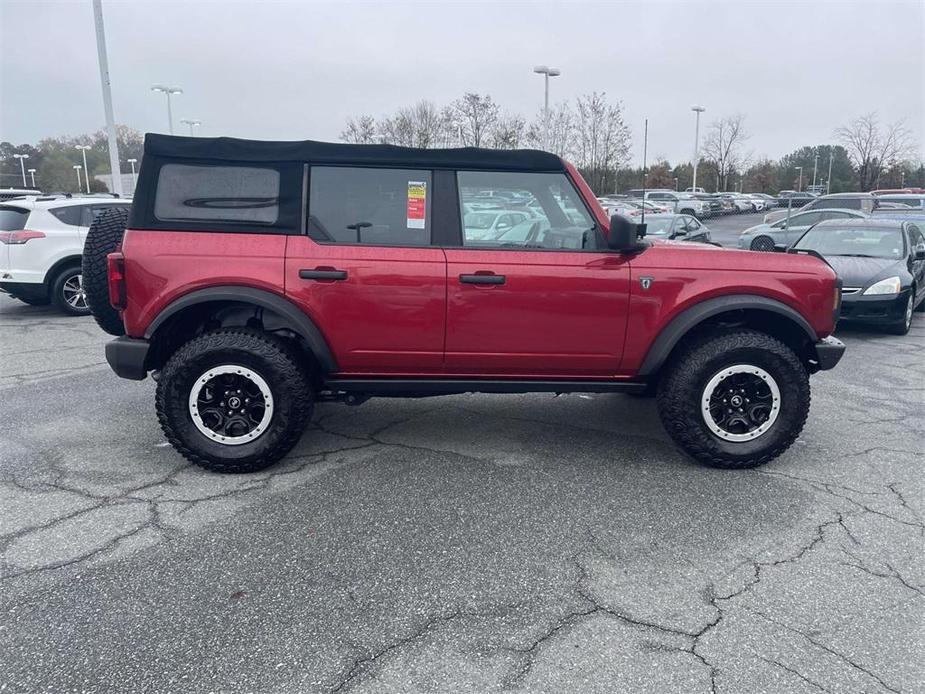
xmin=443 ymin=170 xmax=631 ymax=377
xmin=285 ymin=166 xmax=446 ymax=374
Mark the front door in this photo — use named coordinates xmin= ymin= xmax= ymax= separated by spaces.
xmin=444 ymin=170 xmax=631 ymax=377
xmin=285 ymin=166 xmax=446 ymax=374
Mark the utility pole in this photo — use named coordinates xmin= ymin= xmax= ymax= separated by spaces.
xmin=76 ymin=145 xmax=92 ymax=193
xmin=691 ymin=105 xmax=706 ymax=192
xmin=93 ymin=0 xmax=123 ymax=196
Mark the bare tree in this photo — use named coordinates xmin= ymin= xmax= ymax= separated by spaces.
xmin=702 ymin=115 xmax=749 ymax=191
xmin=377 ymin=110 xmax=415 ymax=146
xmin=835 ymin=113 xmax=916 ymax=191
xmin=573 ymin=92 xmax=631 ymax=193
xmin=452 ymin=93 xmax=499 ymax=147
xmin=489 ymin=113 xmax=526 ymax=149
xmin=340 ymin=115 xmax=377 ymax=144
xmin=526 ymin=103 xmax=574 ymax=157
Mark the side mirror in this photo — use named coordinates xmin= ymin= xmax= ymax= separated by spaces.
xmin=608 ymin=214 xmax=644 ymax=252
xmin=773 ymin=243 xmax=788 ymax=253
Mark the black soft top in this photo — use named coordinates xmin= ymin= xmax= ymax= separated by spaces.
xmin=144 ymin=133 xmax=565 ymax=172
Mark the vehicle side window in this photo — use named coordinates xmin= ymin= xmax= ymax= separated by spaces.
xmin=792 ymin=212 xmax=822 ymax=226
xmin=908 ymin=224 xmax=925 ymax=252
xmin=49 ymin=205 xmax=82 ymax=226
xmin=457 ymin=170 xmax=598 ymax=250
xmin=686 ymin=217 xmax=701 ymax=231
xmin=154 ymin=163 xmax=281 ymax=225
xmin=308 ymin=167 xmax=431 ymax=246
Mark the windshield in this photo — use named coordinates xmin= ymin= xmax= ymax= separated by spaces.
xmin=643 ymin=217 xmax=674 ymax=235
xmin=794 ymin=226 xmax=906 ymax=259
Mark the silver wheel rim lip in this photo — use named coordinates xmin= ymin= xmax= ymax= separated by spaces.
xmin=63 ymin=273 xmax=88 ymax=309
xmin=905 ymin=295 xmax=913 ymax=327
xmin=701 ymin=364 xmax=781 ymax=442
xmin=188 ymin=365 xmax=274 ymax=446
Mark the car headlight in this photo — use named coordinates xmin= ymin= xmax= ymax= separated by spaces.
xmin=862 ymin=276 xmax=902 ymax=295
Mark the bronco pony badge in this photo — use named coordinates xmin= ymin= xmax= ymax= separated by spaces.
xmin=640 ymin=276 xmax=654 ymax=290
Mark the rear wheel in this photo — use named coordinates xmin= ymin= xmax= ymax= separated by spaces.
xmin=914 ymin=286 xmax=924 ymax=312
xmin=50 ymin=266 xmax=90 ymax=316
xmin=156 ymin=329 xmax=314 ymax=473
xmin=656 ymin=330 xmax=810 ymax=469
xmin=750 ymin=235 xmax=775 ymax=252
xmin=82 ymin=207 xmax=129 ymax=336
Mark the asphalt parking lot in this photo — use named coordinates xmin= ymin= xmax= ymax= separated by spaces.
xmin=1 ymin=216 xmax=922 ymax=693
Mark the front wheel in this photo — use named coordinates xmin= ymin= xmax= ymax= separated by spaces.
xmin=750 ymin=235 xmax=776 ymax=252
xmin=887 ymin=293 xmax=914 ymax=335
xmin=656 ymin=330 xmax=810 ymax=469
xmin=156 ymin=329 xmax=314 ymax=473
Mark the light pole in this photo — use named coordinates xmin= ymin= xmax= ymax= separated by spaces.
xmin=691 ymin=105 xmax=706 ymax=192
xmin=674 ymin=177 xmax=679 ymax=191
xmin=795 ymin=166 xmax=804 ymax=192
xmin=12 ymin=153 xmax=29 ymax=187
xmin=533 ymin=65 xmax=560 ymax=150
xmin=127 ymin=158 xmax=138 ymax=190
xmin=27 ymin=168 xmax=36 ymax=188
xmin=812 ymin=151 xmax=819 ymax=190
xmin=94 ymin=0 xmax=123 ymax=196
xmin=151 ymin=84 xmax=183 ymax=134
xmin=179 ymin=118 xmax=201 ymax=136
xmin=826 ymin=152 xmax=834 ymax=194
xmin=73 ymin=165 xmax=83 ymax=191
xmin=76 ymin=145 xmax=92 ymax=193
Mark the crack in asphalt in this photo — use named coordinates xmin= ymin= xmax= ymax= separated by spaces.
xmin=753 ymin=652 xmax=833 ymax=693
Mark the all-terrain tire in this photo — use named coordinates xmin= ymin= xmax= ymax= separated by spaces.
xmin=656 ymin=329 xmax=810 ymax=469
xmin=750 ymin=235 xmax=775 ymax=252
xmin=82 ymin=206 xmax=129 ymax=336
xmin=156 ymin=329 xmax=314 ymax=473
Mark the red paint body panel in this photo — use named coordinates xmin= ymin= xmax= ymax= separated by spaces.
xmin=121 ymin=230 xmax=286 ymax=337
xmin=444 ymin=249 xmax=631 ymax=375
xmin=285 ymin=237 xmax=446 ymax=373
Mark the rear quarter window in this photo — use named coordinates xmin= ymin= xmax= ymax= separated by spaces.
xmin=49 ymin=205 xmax=83 ymax=226
xmin=0 ymin=206 xmax=30 ymax=230
xmin=154 ymin=163 xmax=281 ymax=225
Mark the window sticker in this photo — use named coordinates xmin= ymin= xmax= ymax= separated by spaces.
xmin=407 ymin=181 xmax=426 ymax=229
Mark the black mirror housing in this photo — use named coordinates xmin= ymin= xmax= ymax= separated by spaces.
xmin=773 ymin=243 xmax=789 ymax=253
xmin=607 ymin=214 xmax=645 ymax=252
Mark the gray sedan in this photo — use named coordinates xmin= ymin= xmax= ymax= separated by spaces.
xmin=641 ymin=213 xmax=712 ymax=243
xmin=738 ymin=209 xmax=866 ymax=251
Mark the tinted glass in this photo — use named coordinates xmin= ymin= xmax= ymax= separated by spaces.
xmin=879 ymin=197 xmax=923 ymax=208
xmin=642 ymin=217 xmax=674 ymax=235
xmin=457 ymin=171 xmax=596 ymax=250
xmin=0 ymin=206 xmax=29 ymax=230
xmin=49 ymin=205 xmax=82 ymax=226
xmin=812 ymin=198 xmax=861 ymax=210
xmin=794 ymin=226 xmax=906 ymax=259
xmin=154 ymin=163 xmax=280 ymax=224
xmin=80 ymin=204 xmax=129 ymax=227
xmin=308 ymin=167 xmax=430 ymax=246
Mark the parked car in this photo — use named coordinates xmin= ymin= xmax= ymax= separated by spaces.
xmin=871 ymin=188 xmax=925 ymax=196
xmin=463 ymin=210 xmax=532 ymax=240
xmin=776 ymin=191 xmax=817 ymax=208
xmin=0 ymin=187 xmax=41 ymax=202
xmin=718 ymin=193 xmax=753 ymax=213
xmin=624 ymin=190 xmax=713 ymax=218
xmin=0 ymin=195 xmax=132 ymax=314
xmin=872 ymin=193 xmax=925 ymax=210
xmin=689 ymin=194 xmax=723 ymax=217
xmin=684 ymin=187 xmax=706 ymax=193
xmin=635 ymin=213 xmax=712 ymax=243
xmin=746 ymin=193 xmax=777 ymax=211
xmin=790 ymin=218 xmax=925 ymax=334
xmin=765 ymin=192 xmax=877 ymax=224
xmin=628 ymin=199 xmax=672 ymax=215
xmin=89 ymin=133 xmax=844 ymax=473
xmin=739 ymin=209 xmax=867 ymax=251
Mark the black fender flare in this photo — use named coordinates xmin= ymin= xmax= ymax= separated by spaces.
xmin=637 ymin=294 xmax=817 ymax=377
xmin=144 ymin=286 xmax=338 ymax=372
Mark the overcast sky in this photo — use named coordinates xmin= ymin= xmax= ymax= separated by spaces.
xmin=2 ymin=0 xmax=923 ymax=165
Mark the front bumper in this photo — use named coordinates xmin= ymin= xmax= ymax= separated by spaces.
xmin=839 ymin=290 xmax=911 ymax=325
xmin=813 ymin=336 xmax=845 ymax=371
xmin=105 ymin=336 xmax=150 ymax=380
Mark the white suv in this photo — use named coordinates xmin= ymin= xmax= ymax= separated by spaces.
xmin=0 ymin=195 xmax=132 ymax=315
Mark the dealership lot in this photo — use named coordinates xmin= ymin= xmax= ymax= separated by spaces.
xmin=1 ymin=221 xmax=923 ymax=693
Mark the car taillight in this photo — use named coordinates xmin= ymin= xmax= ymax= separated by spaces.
xmin=107 ymin=251 xmax=126 ymax=310
xmin=0 ymin=230 xmax=45 ymax=244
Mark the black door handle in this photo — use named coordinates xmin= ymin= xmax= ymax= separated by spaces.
xmin=459 ymin=273 xmax=505 ymax=285
xmin=299 ymin=268 xmax=348 ymax=281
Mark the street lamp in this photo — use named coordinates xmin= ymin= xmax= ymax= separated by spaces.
xmin=12 ymin=153 xmax=29 ymax=187
xmin=150 ymin=84 xmax=183 ymax=134
xmin=73 ymin=164 xmax=83 ymax=191
xmin=812 ymin=151 xmax=819 ymax=190
xmin=674 ymin=177 xmax=679 ymax=191
xmin=27 ymin=168 xmax=36 ymax=188
xmin=76 ymin=145 xmax=92 ymax=193
xmin=179 ymin=118 xmax=201 ymax=135
xmin=691 ymin=106 xmax=706 ymax=192
xmin=795 ymin=166 xmax=804 ymax=192
xmin=533 ymin=65 xmax=561 ymax=150
xmin=127 ymin=158 xmax=138 ymax=189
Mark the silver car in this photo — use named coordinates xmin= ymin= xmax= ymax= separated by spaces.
xmin=738 ymin=209 xmax=867 ymax=251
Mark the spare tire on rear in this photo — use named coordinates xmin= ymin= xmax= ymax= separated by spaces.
xmin=83 ymin=206 xmax=129 ymax=336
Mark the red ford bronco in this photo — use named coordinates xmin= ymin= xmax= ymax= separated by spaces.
xmin=84 ymin=134 xmax=844 ymax=473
